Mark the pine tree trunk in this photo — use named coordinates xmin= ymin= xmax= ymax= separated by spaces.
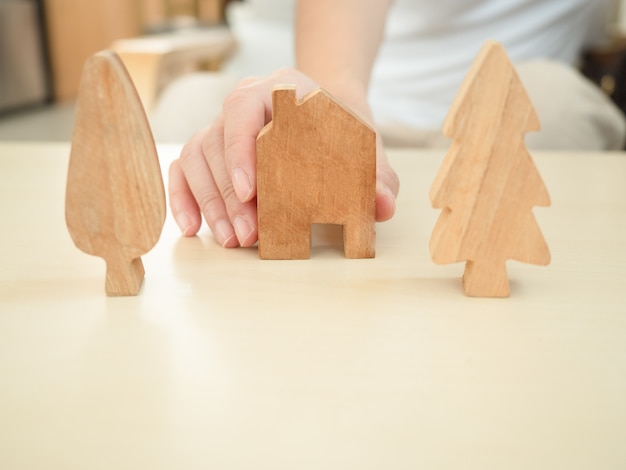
xmin=462 ymin=259 xmax=510 ymax=298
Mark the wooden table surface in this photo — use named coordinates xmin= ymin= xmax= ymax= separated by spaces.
xmin=1 ymin=142 xmax=625 ymax=469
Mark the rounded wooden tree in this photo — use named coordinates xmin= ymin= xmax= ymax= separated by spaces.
xmin=66 ymin=51 xmax=166 ymax=296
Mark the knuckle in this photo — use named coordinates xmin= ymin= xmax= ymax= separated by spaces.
xmin=178 ymin=126 xmax=223 ymax=169
xmin=197 ymin=184 xmax=240 ymax=222
xmin=177 ymin=141 xmax=195 ymax=167
xmin=178 ymin=132 xmax=206 ymax=168
xmin=201 ymin=133 xmax=224 ymax=166
xmin=220 ymin=182 xmax=238 ymax=205
xmin=197 ymin=189 xmax=225 ymax=221
xmin=223 ymin=132 xmax=252 ymax=157
xmin=223 ymin=87 xmax=249 ymax=109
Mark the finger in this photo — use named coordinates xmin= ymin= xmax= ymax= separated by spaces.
xmin=375 ymin=138 xmax=400 ymax=222
xmin=222 ymin=86 xmax=270 ymax=203
xmin=375 ymin=181 xmax=397 ymax=222
xmin=375 ymin=162 xmax=400 ymax=221
xmin=177 ymin=129 xmax=239 ymax=247
xmin=203 ymin=117 xmax=259 ymax=247
xmin=222 ymin=70 xmax=321 ymax=204
xmin=168 ymin=159 xmax=202 ymax=237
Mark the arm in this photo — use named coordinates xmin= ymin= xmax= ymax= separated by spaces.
xmin=296 ymin=0 xmax=393 ymax=120
xmin=297 ymin=0 xmax=399 ymax=221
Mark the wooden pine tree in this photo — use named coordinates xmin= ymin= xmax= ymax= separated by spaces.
xmin=66 ymin=51 xmax=166 ymax=296
xmin=430 ymin=40 xmax=550 ymax=297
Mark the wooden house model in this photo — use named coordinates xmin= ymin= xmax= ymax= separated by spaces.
xmin=256 ymin=86 xmax=376 ymax=259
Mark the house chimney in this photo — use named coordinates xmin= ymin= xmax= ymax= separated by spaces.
xmin=271 ymin=86 xmax=297 ymax=127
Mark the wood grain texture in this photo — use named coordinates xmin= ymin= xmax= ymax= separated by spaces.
xmin=430 ymin=40 xmax=551 ymax=297
xmin=256 ymin=86 xmax=376 ymax=259
xmin=3 ymin=143 xmax=626 ymax=470
xmin=66 ymin=50 xmax=166 ymax=296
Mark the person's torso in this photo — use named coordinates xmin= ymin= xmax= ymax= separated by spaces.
xmin=370 ymin=0 xmax=614 ymax=128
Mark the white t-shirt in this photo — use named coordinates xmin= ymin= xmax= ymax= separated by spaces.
xmin=226 ymin=0 xmax=614 ymax=129
xmin=370 ymin=0 xmax=614 ymax=129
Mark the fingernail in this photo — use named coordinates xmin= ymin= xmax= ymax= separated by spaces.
xmin=174 ymin=211 xmax=192 ymax=236
xmin=233 ymin=216 xmax=254 ymax=246
xmin=232 ymin=167 xmax=253 ymax=202
xmin=214 ymin=219 xmax=237 ymax=247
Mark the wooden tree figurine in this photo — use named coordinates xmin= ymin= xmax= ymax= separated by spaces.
xmin=430 ymin=40 xmax=551 ymax=297
xmin=66 ymin=50 xmax=166 ymax=296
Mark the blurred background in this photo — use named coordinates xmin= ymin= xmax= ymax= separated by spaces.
xmin=1 ymin=0 xmax=626 ymax=141
xmin=0 ymin=0 xmax=242 ymax=139
xmin=0 ymin=0 xmax=235 ymax=108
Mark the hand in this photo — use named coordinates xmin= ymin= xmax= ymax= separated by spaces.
xmin=168 ymin=68 xmax=399 ymax=247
